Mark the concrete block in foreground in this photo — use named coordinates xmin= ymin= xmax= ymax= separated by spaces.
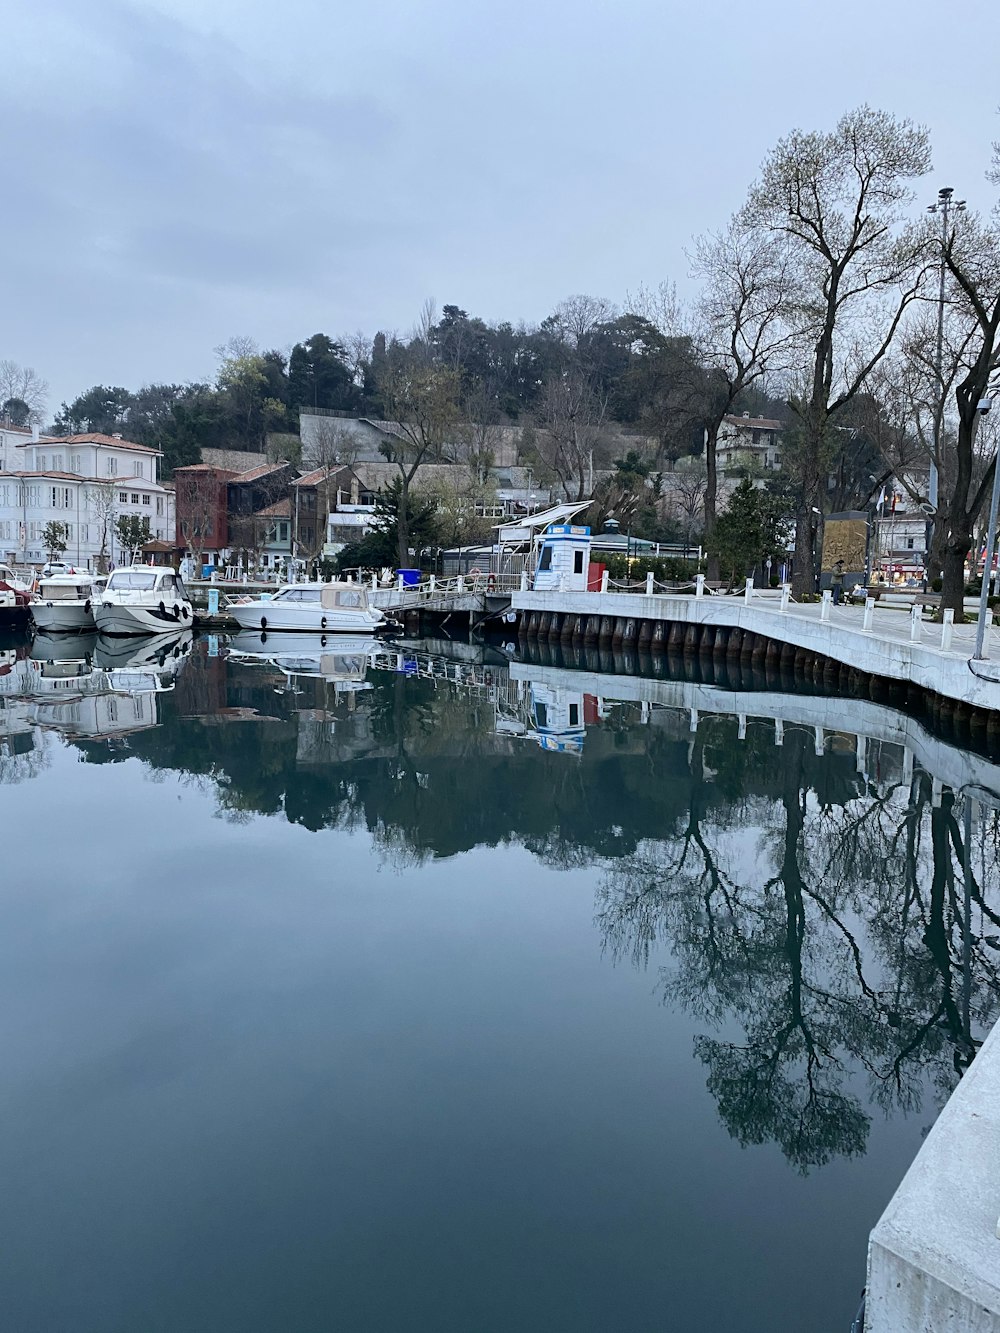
xmin=867 ymin=1018 xmax=1000 ymax=1331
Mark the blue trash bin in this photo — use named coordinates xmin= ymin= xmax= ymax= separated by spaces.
xmin=396 ymin=568 xmax=421 ymax=587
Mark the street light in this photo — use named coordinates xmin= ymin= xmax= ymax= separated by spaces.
xmin=974 ymin=399 xmax=996 ymax=660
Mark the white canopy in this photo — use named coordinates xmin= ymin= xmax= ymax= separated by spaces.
xmin=494 ymin=501 xmax=590 ymax=546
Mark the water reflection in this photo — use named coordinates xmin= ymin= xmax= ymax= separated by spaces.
xmin=1 ymin=630 xmax=191 ymax=753
xmin=4 ymin=627 xmax=1000 ymax=1179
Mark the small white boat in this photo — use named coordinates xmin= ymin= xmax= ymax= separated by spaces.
xmin=31 ymin=574 xmax=107 ymax=632
xmin=228 ymin=581 xmax=393 ymax=634
xmin=94 ymin=567 xmax=193 ymax=637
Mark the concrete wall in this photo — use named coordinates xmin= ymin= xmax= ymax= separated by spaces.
xmin=512 ymin=589 xmax=1000 ymax=714
xmin=867 ymin=1015 xmax=1000 ymax=1331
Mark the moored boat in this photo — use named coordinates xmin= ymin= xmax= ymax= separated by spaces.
xmin=0 ymin=563 xmax=33 ymax=627
xmin=31 ymin=573 xmax=107 ymax=632
xmin=227 ymin=581 xmax=395 ymax=635
xmin=94 ymin=567 xmax=193 ymax=636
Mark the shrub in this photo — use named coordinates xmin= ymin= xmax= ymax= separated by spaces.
xmin=601 ymin=552 xmax=698 ymax=583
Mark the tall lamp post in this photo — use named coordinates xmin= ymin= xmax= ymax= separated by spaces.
xmin=974 ymin=399 xmax=997 ymax=659
xmin=927 ymin=187 xmax=966 ymax=551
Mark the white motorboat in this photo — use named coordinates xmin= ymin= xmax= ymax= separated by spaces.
xmin=94 ymin=567 xmax=193 ymax=636
xmin=227 ymin=581 xmax=394 ymax=634
xmin=31 ymin=573 xmax=107 ymax=632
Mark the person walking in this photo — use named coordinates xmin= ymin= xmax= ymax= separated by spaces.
xmin=831 ymin=559 xmax=845 ymax=605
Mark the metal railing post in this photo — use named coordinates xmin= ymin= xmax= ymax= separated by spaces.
xmin=457 ymin=574 xmax=465 ymax=593
xmin=695 ymin=574 xmax=705 ymax=598
xmin=820 ymin=590 xmax=831 ymax=622
xmin=981 ymin=610 xmax=994 ymax=659
xmin=863 ymin=598 xmax=874 ymax=632
xmin=780 ymin=584 xmax=790 ymax=612
xmin=600 ymin=569 xmax=609 ymax=593
xmin=429 ymin=574 xmax=436 ymax=593
xmin=646 ymin=572 xmax=654 ymax=595
xmin=520 ymin=571 xmax=528 ymax=592
xmin=397 ymin=572 xmax=403 ymax=592
xmin=910 ymin=604 xmax=922 ymax=642
xmin=940 ymin=608 xmax=954 ymax=651
xmin=744 ymin=578 xmax=753 ymax=604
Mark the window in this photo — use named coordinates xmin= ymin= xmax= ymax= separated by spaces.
xmin=39 ymin=455 xmax=47 ymax=470
xmin=119 ymin=492 xmax=128 ymax=504
xmin=53 ymin=455 xmax=63 ymax=470
xmin=136 ymin=462 xmax=144 ymax=478
xmin=107 ymin=570 xmax=157 ymax=590
xmin=278 ymin=522 xmax=289 ymax=541
xmin=568 ymin=703 xmax=579 ymax=728
xmin=573 ymin=550 xmax=584 ymax=575
xmin=538 ymin=546 xmax=553 ymax=571
xmin=107 ymin=458 xmax=118 ymax=475
xmin=906 ymin=538 xmax=915 ymax=550
xmin=131 ymin=493 xmax=139 ymax=504
xmin=142 ymin=494 xmax=150 ymax=505
xmin=156 ymin=497 xmax=163 ymax=516
xmin=50 ymin=486 xmax=72 ymax=509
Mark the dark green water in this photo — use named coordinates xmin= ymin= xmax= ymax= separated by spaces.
xmin=1 ymin=631 xmax=997 ymax=1332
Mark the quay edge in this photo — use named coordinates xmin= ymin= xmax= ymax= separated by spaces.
xmin=511 ymin=589 xmax=1000 ymax=716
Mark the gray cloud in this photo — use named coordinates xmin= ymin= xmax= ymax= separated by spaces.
xmin=3 ymin=0 xmax=998 ymax=410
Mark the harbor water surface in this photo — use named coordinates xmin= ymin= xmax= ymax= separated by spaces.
xmin=1 ymin=632 xmax=997 ymax=1332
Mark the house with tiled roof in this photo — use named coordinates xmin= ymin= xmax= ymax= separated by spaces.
xmin=0 ymin=430 xmax=175 ymax=567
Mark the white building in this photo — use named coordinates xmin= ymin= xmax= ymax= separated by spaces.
xmin=0 ymin=430 xmax=176 ymax=568
xmin=715 ymin=414 xmax=784 ymax=473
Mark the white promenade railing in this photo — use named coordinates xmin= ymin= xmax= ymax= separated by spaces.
xmin=524 ymin=577 xmax=1000 ymax=660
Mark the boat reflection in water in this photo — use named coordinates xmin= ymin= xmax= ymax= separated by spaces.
xmin=1 ymin=629 xmax=194 ymax=742
xmin=227 ymin=630 xmax=379 ymax=694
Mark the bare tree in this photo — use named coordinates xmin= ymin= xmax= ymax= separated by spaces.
xmin=665 ymin=456 xmax=708 ymax=551
xmin=86 ymin=478 xmax=118 ymax=573
xmin=375 ymin=348 xmax=460 ymax=564
xmin=744 ymin=106 xmax=933 ymax=595
xmin=545 ymin=294 xmax=619 ymax=347
xmin=690 ymin=217 xmax=799 ymax=580
xmin=176 ymin=470 xmax=223 ymax=572
xmin=534 ymin=371 xmax=608 ymax=501
xmin=936 ymin=207 xmax=1000 ymax=612
xmin=0 ymin=360 xmax=48 ymax=426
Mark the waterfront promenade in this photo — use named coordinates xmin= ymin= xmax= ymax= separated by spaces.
xmin=512 ymin=585 xmax=1000 ymax=714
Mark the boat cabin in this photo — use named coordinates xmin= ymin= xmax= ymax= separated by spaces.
xmin=270 ymin=582 xmax=371 ymax=611
xmin=37 ymin=575 xmax=104 ymax=601
xmin=105 ymin=568 xmax=188 ymax=598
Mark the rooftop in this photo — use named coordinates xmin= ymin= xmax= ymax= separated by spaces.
xmin=25 ymin=432 xmax=162 ymax=454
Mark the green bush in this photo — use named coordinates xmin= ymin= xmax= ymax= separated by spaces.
xmin=600 ymin=552 xmax=698 ymax=583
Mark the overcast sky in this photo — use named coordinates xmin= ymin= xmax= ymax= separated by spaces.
xmin=4 ymin=0 xmax=997 ymax=414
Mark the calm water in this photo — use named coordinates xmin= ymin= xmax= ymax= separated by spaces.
xmin=1 ymin=629 xmax=998 ymax=1333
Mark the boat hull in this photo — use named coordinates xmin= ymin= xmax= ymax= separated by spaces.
xmin=228 ymin=602 xmax=385 ymax=634
xmin=31 ymin=602 xmax=96 ymax=632
xmin=94 ymin=601 xmax=194 ymax=636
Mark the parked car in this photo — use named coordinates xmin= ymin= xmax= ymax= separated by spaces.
xmin=42 ymin=561 xmax=77 ymax=577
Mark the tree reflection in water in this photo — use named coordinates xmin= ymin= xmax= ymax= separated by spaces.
xmin=597 ymin=720 xmax=1000 ymax=1171
xmin=6 ymin=635 xmax=1000 ymax=1173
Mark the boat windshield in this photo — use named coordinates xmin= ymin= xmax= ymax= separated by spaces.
xmin=107 ymin=570 xmax=158 ymax=591
xmin=40 ymin=583 xmax=92 ymax=600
